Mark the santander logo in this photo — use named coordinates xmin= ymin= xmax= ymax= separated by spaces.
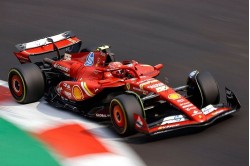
xmin=84 ymin=52 xmax=95 ymax=66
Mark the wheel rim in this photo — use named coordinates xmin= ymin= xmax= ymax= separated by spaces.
xmin=113 ymin=105 xmax=125 ymax=128
xmin=11 ymin=74 xmax=23 ymax=97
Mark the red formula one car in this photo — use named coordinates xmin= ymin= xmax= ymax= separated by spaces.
xmin=8 ymin=31 xmax=241 ymax=136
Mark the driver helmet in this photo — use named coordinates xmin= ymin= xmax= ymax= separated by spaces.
xmin=107 ymin=62 xmax=125 ymax=78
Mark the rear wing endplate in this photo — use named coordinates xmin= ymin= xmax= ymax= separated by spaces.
xmin=14 ymin=31 xmax=81 ymax=63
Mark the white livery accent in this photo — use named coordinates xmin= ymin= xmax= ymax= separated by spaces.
xmin=17 ymin=31 xmax=74 ymax=50
xmin=201 ymin=104 xmax=217 ymax=115
xmin=156 ymin=85 xmax=168 ymax=92
xmin=161 ymin=115 xmax=188 ymax=125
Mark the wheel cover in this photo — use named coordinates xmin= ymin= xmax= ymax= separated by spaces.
xmin=113 ymin=105 xmax=125 ymax=128
xmin=11 ymin=75 xmax=23 ymax=97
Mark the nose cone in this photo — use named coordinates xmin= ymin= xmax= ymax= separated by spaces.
xmin=192 ymin=112 xmax=207 ymax=122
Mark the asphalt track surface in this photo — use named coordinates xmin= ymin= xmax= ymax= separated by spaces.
xmin=0 ymin=0 xmax=248 ymax=166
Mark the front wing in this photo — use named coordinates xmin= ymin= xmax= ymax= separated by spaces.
xmin=134 ymin=88 xmax=241 ymax=135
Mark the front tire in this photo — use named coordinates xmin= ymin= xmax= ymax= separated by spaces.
xmin=110 ymin=94 xmax=144 ymax=136
xmin=8 ymin=63 xmax=45 ymax=104
xmin=187 ymin=71 xmax=220 ymax=108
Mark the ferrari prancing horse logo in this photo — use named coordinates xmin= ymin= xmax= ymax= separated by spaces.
xmin=126 ymin=83 xmax=130 ymax=90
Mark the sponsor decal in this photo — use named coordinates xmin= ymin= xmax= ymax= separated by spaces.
xmin=64 ymin=91 xmax=72 ymax=99
xmin=168 ymin=93 xmax=181 ymax=100
xmin=176 ymin=100 xmax=199 ymax=113
xmin=95 ymin=113 xmax=110 ymax=118
xmin=35 ymin=40 xmax=44 ymax=47
xmin=185 ymin=107 xmax=197 ymax=111
xmin=174 ymin=115 xmax=183 ymax=121
xmin=182 ymin=104 xmax=194 ymax=108
xmin=158 ymin=124 xmax=180 ymax=130
xmin=139 ymin=79 xmax=158 ymax=89
xmin=136 ymin=116 xmax=143 ymax=128
xmin=72 ymin=85 xmax=83 ymax=100
xmin=177 ymin=99 xmax=185 ymax=103
xmin=137 ymin=78 xmax=154 ymax=84
xmin=67 ymin=38 xmax=77 ymax=44
xmin=147 ymin=83 xmax=164 ymax=89
xmin=180 ymin=102 xmax=196 ymax=112
xmin=156 ymin=85 xmax=168 ymax=92
xmin=161 ymin=115 xmax=187 ymax=125
xmin=23 ymin=32 xmax=67 ymax=49
xmin=179 ymin=102 xmax=190 ymax=106
xmin=191 ymin=110 xmax=202 ymax=116
xmin=54 ymin=64 xmax=69 ymax=73
xmin=201 ymin=105 xmax=217 ymax=115
xmin=84 ymin=52 xmax=95 ymax=66
xmin=63 ymin=82 xmax=70 ymax=89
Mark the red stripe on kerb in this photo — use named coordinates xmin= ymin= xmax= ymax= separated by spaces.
xmin=0 ymin=86 xmax=12 ymax=102
xmin=35 ymin=124 xmax=111 ymax=158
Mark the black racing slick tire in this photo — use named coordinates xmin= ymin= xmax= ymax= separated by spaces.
xmin=110 ymin=94 xmax=144 ymax=136
xmin=8 ymin=63 xmax=45 ymax=104
xmin=197 ymin=72 xmax=220 ymax=107
xmin=187 ymin=71 xmax=220 ymax=108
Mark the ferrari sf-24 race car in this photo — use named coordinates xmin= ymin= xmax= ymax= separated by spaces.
xmin=8 ymin=31 xmax=241 ymax=136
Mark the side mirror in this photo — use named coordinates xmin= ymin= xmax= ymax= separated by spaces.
xmin=154 ymin=64 xmax=163 ymax=70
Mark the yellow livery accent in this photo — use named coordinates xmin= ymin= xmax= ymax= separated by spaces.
xmin=81 ymin=82 xmax=95 ymax=97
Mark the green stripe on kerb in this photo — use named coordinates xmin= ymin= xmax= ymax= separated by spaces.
xmin=0 ymin=118 xmax=60 ymax=166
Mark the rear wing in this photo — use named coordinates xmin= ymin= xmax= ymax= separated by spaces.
xmin=14 ymin=31 xmax=82 ymax=63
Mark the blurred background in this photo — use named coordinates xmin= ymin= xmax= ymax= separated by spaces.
xmin=0 ymin=0 xmax=248 ymax=165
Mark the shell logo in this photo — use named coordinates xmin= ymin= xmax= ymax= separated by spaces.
xmin=72 ymin=85 xmax=83 ymax=100
xmin=168 ymin=93 xmax=181 ymax=100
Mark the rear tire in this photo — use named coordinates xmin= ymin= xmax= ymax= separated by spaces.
xmin=110 ymin=94 xmax=144 ymax=136
xmin=8 ymin=63 xmax=45 ymax=104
